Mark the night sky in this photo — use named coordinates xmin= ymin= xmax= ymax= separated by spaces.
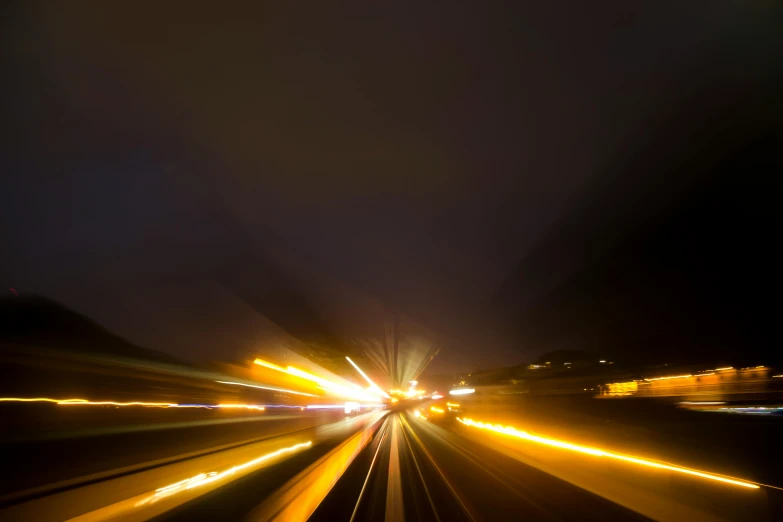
xmin=3 ymin=2 xmax=781 ymax=373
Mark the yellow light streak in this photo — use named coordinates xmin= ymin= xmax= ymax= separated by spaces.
xmin=216 ymin=404 xmax=265 ymax=411
xmin=254 ymin=358 xmax=375 ymax=401
xmin=216 ymin=380 xmax=318 ymax=397
xmin=714 ymin=367 xmax=734 ymax=371
xmin=259 ymin=416 xmax=382 ymax=520
xmin=644 ymin=374 xmax=694 ymax=382
xmin=0 ymin=398 xmax=266 ymax=410
xmin=457 ymin=417 xmax=760 ymax=489
xmin=136 ymin=441 xmax=312 ymax=505
xmin=346 ymin=356 xmax=390 ymax=398
xmin=252 ymin=359 xmax=287 ymax=372
xmin=446 ymin=402 xmax=460 ymax=408
xmin=60 ymin=400 xmax=181 ymax=407
xmin=0 ymin=398 xmax=180 ymax=407
xmin=430 ymin=406 xmax=444 ymax=413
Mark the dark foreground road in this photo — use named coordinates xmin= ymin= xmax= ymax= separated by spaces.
xmin=2 ymin=406 xmax=781 ymax=521
xmin=159 ymin=412 xmax=646 ymax=522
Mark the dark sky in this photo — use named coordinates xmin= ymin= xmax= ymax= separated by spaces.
xmin=2 ymin=2 xmax=780 ymax=372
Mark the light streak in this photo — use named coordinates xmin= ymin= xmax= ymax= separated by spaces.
xmin=431 ymin=394 xmax=444 ymax=399
xmin=305 ymin=403 xmax=383 ymax=410
xmin=254 ymin=358 xmax=377 ymax=401
xmin=253 ymin=359 xmax=287 ymax=372
xmin=446 ymin=402 xmax=460 ymax=408
xmin=714 ymin=367 xmax=734 ymax=371
xmin=345 ymin=356 xmax=390 ymax=398
xmin=644 ymin=374 xmax=693 ymax=382
xmin=430 ymin=406 xmax=444 ymax=413
xmin=606 ymin=368 xmax=731 ymax=393
xmin=216 ymin=404 xmax=265 ymax=411
xmin=719 ymin=406 xmax=783 ymax=413
xmin=216 ymin=380 xmax=318 ymax=397
xmin=0 ymin=397 xmax=266 ymax=410
xmin=0 ymin=398 xmax=178 ymax=407
xmin=457 ymin=417 xmax=760 ymax=489
xmin=136 ymin=441 xmax=312 ymax=505
xmin=449 ymin=388 xmax=475 ymax=396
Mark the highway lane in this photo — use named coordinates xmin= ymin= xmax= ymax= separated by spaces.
xmin=448 ymin=412 xmax=783 ymax=521
xmin=3 ymin=404 xmax=781 ymax=521
xmin=0 ymin=411 xmax=387 ymax=522
xmin=401 ymin=411 xmax=646 ymax=521
xmin=309 ymin=411 xmax=645 ymax=521
xmin=0 ymin=406 xmax=344 ymax=506
xmin=156 ymin=412 xmax=389 ymax=522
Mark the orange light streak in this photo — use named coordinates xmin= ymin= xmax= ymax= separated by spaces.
xmin=457 ymin=417 xmax=760 ymax=489
xmin=136 ymin=441 xmax=312 ymax=505
xmin=0 ymin=398 xmax=265 ymax=410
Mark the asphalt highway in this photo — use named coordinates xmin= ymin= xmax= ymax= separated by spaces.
xmin=2 ymin=406 xmax=782 ymax=521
